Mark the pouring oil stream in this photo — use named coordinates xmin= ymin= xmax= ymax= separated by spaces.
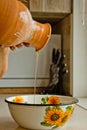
xmin=34 ymin=51 xmax=39 ymax=104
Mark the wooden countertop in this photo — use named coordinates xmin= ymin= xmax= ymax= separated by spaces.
xmin=0 ymin=94 xmax=87 ymax=130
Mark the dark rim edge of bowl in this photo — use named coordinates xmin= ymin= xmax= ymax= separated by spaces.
xmin=5 ymin=98 xmax=79 ymax=106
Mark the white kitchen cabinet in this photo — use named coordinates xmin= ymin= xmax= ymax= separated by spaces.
xmin=73 ymin=0 xmax=87 ymax=97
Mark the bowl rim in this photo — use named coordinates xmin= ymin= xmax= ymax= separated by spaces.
xmin=5 ymin=94 xmax=79 ymax=106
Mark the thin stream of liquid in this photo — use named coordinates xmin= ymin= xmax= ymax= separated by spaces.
xmin=34 ymin=52 xmax=39 ymax=104
xmin=82 ymin=0 xmax=85 ymax=26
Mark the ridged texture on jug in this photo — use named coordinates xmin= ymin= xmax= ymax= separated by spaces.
xmin=0 ymin=0 xmax=51 ymax=51
xmin=28 ymin=21 xmax=51 ymax=51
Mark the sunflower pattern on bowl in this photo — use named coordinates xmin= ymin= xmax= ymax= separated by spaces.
xmin=13 ymin=96 xmax=25 ymax=103
xmin=41 ymin=96 xmax=61 ymax=105
xmin=40 ymin=96 xmax=75 ymax=129
xmin=12 ymin=95 xmax=61 ymax=104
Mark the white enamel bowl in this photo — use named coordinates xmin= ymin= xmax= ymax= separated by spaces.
xmin=5 ymin=95 xmax=78 ymax=130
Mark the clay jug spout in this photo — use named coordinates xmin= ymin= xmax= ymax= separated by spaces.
xmin=27 ymin=21 xmax=51 ymax=51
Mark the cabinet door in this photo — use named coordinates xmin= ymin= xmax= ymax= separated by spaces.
xmin=30 ymin=0 xmax=42 ymax=12
xmin=73 ymin=0 xmax=87 ymax=97
xmin=44 ymin=0 xmax=71 ymax=13
xmin=30 ymin=0 xmax=71 ymax=13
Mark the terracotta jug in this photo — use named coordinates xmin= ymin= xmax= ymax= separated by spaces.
xmin=0 ymin=0 xmax=51 ymax=51
xmin=0 ymin=0 xmax=51 ymax=77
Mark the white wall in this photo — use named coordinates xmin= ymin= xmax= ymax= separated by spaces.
xmin=73 ymin=0 xmax=87 ymax=97
xmin=0 ymin=34 xmax=61 ymax=87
